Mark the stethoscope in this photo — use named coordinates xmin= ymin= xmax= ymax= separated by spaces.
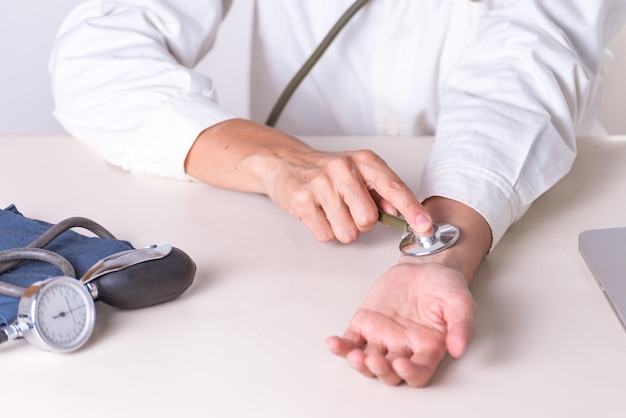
xmin=0 ymin=217 xmax=195 ymax=352
xmin=265 ymin=0 xmax=460 ymax=256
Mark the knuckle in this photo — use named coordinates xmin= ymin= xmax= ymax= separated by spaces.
xmin=308 ymin=173 xmax=333 ymax=191
xmin=353 ymin=209 xmax=379 ymax=231
xmin=385 ymin=177 xmax=410 ymax=193
xmin=352 ymin=149 xmax=381 ymax=164
xmin=324 ymin=155 xmax=355 ymax=174
xmin=337 ymin=228 xmax=359 ymax=244
xmin=289 ymin=188 xmax=316 ymax=208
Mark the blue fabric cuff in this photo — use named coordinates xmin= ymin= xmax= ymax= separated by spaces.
xmin=0 ymin=205 xmax=133 ymax=326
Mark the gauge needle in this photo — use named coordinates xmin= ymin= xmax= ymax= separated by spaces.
xmin=52 ymin=298 xmax=85 ymax=323
xmin=52 ymin=311 xmax=67 ymax=319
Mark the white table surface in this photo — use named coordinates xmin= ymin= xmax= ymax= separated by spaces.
xmin=1 ymin=134 xmax=625 ymax=417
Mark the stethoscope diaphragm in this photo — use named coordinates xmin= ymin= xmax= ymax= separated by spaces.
xmin=399 ymin=223 xmax=460 ymax=256
xmin=378 ymin=209 xmax=460 ymax=256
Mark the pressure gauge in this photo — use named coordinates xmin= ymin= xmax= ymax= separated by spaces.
xmin=0 ymin=242 xmax=186 ymax=352
xmin=16 ymin=276 xmax=96 ymax=352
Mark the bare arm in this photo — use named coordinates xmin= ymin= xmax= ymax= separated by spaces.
xmin=326 ymin=196 xmax=491 ymax=387
xmin=185 ymin=118 xmax=434 ymax=243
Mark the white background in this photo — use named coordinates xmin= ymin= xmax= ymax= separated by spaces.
xmin=1 ymin=0 xmax=625 ymax=134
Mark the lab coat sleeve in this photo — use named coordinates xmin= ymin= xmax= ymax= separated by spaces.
xmin=419 ymin=0 xmax=626 ymax=247
xmin=49 ymin=0 xmax=236 ymax=180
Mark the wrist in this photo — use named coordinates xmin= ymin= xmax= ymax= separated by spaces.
xmin=396 ymin=197 xmax=491 ymax=284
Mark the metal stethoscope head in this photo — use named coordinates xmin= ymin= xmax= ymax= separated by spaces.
xmin=377 ymin=209 xmax=460 ymax=256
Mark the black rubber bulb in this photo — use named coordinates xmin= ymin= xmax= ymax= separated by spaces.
xmin=89 ymin=247 xmax=196 ymax=309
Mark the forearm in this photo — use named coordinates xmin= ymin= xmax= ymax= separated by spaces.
xmin=184 ymin=118 xmax=313 ymax=193
xmin=399 ymin=197 xmax=492 ymax=285
xmin=186 ymin=118 xmax=435 ymax=242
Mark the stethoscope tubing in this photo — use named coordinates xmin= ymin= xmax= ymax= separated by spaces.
xmin=265 ymin=0 xmax=372 ymax=127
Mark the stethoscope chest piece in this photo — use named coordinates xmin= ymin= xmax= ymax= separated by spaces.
xmin=399 ymin=223 xmax=460 ymax=256
xmin=378 ymin=209 xmax=460 ymax=257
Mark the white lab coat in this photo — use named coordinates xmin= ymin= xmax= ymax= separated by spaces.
xmin=49 ymin=0 xmax=626 ymax=246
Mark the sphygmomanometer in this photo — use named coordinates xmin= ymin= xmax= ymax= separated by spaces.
xmin=0 ymin=205 xmax=195 ymax=352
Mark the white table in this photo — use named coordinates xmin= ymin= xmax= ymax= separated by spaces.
xmin=1 ymin=134 xmax=625 ymax=417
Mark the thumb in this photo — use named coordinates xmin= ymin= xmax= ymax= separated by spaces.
xmin=445 ymin=307 xmax=475 ymax=358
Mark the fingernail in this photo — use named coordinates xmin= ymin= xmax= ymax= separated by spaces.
xmin=414 ymin=214 xmax=433 ymax=232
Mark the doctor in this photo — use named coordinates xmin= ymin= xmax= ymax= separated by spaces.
xmin=49 ymin=0 xmax=626 ymax=387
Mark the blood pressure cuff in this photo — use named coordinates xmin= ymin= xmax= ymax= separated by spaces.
xmin=0 ymin=205 xmax=133 ymax=327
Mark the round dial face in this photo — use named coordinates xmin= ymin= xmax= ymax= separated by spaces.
xmin=28 ymin=277 xmax=95 ymax=351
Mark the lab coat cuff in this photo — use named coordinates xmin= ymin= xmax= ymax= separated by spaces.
xmin=417 ymin=165 xmax=519 ymax=250
xmin=127 ymin=100 xmax=238 ymax=180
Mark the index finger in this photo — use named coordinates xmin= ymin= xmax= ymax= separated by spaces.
xmin=356 ymin=151 xmax=433 ymax=233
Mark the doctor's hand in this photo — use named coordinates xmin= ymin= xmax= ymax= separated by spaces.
xmin=185 ymin=119 xmax=432 ymax=243
xmin=325 ymin=260 xmax=475 ymax=387
xmin=259 ymin=147 xmax=433 ymax=243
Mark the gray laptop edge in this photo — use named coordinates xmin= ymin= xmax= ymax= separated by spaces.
xmin=579 ymin=227 xmax=626 ymax=331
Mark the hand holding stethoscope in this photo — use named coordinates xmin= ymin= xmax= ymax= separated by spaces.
xmin=265 ymin=0 xmax=460 ymax=254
